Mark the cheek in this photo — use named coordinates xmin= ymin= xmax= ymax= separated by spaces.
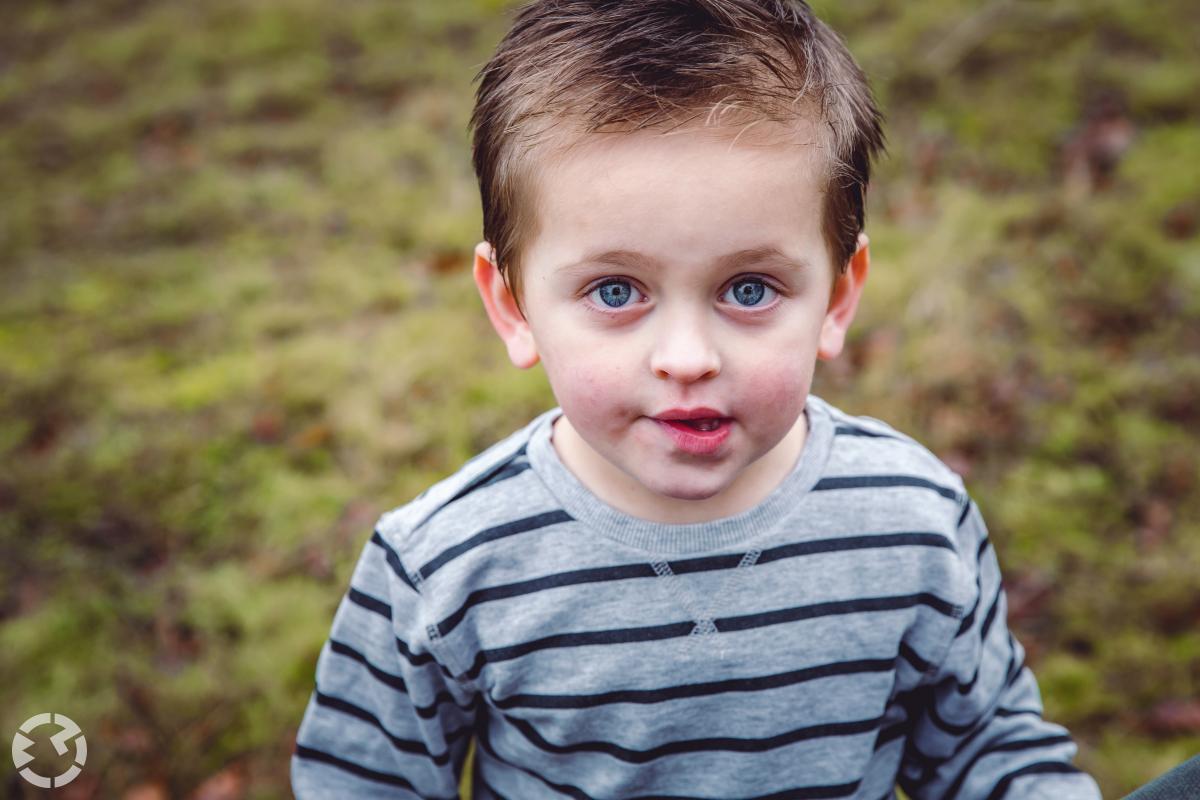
xmin=543 ymin=354 xmax=636 ymax=421
xmin=737 ymin=359 xmax=813 ymax=413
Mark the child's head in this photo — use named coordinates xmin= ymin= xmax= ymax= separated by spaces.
xmin=469 ymin=0 xmax=885 ymax=517
xmin=470 ymin=0 xmax=883 ymax=305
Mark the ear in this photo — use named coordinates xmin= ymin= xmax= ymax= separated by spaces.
xmin=472 ymin=241 xmax=540 ymax=369
xmin=817 ymin=232 xmax=869 ymax=361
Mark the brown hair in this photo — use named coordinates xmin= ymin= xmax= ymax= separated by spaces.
xmin=469 ymin=0 xmax=885 ymax=306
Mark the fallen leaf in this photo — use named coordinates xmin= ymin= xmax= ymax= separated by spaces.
xmin=188 ymin=764 xmax=246 ymax=800
xmin=123 ymin=782 xmax=169 ymax=800
xmin=1146 ymin=700 xmax=1200 ymax=736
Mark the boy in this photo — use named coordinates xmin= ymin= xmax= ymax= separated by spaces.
xmin=292 ymin=1 xmax=1102 ymax=797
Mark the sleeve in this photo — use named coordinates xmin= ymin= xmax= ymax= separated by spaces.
xmin=291 ymin=523 xmax=481 ymax=799
xmin=897 ymin=498 xmax=1102 ymax=800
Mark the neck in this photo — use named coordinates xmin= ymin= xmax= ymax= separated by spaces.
xmin=551 ymin=411 xmax=808 ymax=524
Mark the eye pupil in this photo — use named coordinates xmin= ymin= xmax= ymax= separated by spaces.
xmin=598 ymin=282 xmax=632 ymax=307
xmin=733 ymin=281 xmax=766 ymax=306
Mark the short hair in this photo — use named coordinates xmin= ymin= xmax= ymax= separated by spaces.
xmin=469 ymin=0 xmax=885 ymax=306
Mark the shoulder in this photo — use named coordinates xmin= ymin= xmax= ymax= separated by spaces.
xmin=810 ymin=395 xmax=978 ymax=607
xmin=372 ymin=408 xmax=558 ymax=580
xmin=812 ymin=394 xmax=967 ymax=505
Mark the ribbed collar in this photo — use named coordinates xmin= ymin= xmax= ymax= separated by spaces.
xmin=527 ymin=396 xmax=834 ymax=554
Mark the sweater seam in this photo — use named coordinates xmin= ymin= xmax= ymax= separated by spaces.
xmin=389 ymin=535 xmax=481 ymax=696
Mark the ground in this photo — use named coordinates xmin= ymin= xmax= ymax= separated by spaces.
xmin=1 ymin=0 xmax=1198 ymax=796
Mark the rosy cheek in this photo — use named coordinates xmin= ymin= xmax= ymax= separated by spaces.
xmin=741 ymin=362 xmax=810 ymax=407
xmin=557 ymin=363 xmax=620 ymax=417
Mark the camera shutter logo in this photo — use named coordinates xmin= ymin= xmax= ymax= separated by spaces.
xmin=11 ymin=713 xmax=87 ymax=788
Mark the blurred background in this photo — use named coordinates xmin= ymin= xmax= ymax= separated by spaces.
xmin=1 ymin=0 xmax=1197 ymax=797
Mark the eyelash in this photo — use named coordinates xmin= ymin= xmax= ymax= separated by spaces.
xmin=582 ymin=275 xmax=783 ymax=315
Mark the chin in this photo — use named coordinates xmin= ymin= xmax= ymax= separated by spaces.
xmin=646 ymin=474 xmax=729 ymax=503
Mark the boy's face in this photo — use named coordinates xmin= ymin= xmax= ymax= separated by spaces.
xmin=475 ymin=122 xmax=867 ymax=520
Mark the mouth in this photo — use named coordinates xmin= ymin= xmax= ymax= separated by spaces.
xmin=653 ymin=407 xmax=729 ymax=424
xmin=663 ymin=418 xmax=725 ymax=432
xmin=651 ymin=409 xmax=733 ymax=455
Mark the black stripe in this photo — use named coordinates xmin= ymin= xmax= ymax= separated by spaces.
xmin=419 ymin=509 xmax=573 ymax=579
xmin=711 ymin=782 xmax=862 ymax=800
xmin=411 ymin=446 xmax=530 ymax=532
xmin=329 ymin=639 xmax=408 ymax=693
xmin=718 ymin=593 xmax=960 ymax=634
xmin=979 ymin=582 xmax=1004 ymax=643
xmin=874 ymin=721 xmax=907 ymax=749
xmin=348 ymin=586 xmax=390 ymax=619
xmin=930 ymin=638 xmax=1022 ymax=736
xmin=897 ymin=705 xmax=1046 ymax=786
xmin=814 ymin=475 xmax=962 ymax=501
xmin=984 ymin=761 xmax=1082 ymax=800
xmin=371 ymin=530 xmax=417 ymax=591
xmin=938 ymin=698 xmax=1040 ymax=771
xmin=957 ymin=500 xmax=973 ymax=528
xmin=834 ymin=424 xmax=900 ymax=440
xmin=721 ymin=782 xmax=862 ymax=800
xmin=925 ymin=693 xmax=978 ymax=737
xmin=960 ymin=738 xmax=1084 ymax=800
xmin=312 ymin=689 xmax=469 ymax=764
xmin=438 ymin=531 xmax=956 ymax=637
xmin=503 ymin=711 xmax=881 ymax=762
xmin=475 ymin=772 xmax=512 ymax=800
xmin=934 ymin=658 xmax=1026 ymax=765
xmin=995 ymin=707 xmax=1041 ymax=718
xmin=899 ymin=641 xmax=934 ymax=673
xmin=344 ymin=589 xmax=435 ymax=667
xmin=463 ymin=593 xmax=958 ymax=681
xmin=444 ymin=451 xmax=529 ymax=505
xmin=955 ymin=537 xmax=993 ymax=636
xmin=440 ymin=562 xmax=656 ymax=638
xmin=326 ymin=639 xmax=478 ymax=718
xmin=475 ymin=725 xmax=594 ymax=800
xmin=944 ymin=744 xmax=1080 ymax=800
xmin=434 ymin=460 xmax=531 ymax=521
xmin=957 ymin=583 xmax=1006 ymax=692
xmin=956 ymin=601 xmax=976 ymax=637
xmin=293 ymin=743 xmax=456 ymax=799
xmin=343 ymin=589 xmax=456 ymax=676
xmin=1004 ymin=645 xmax=1025 ymax=688
xmin=493 ymin=657 xmax=896 ymax=710
xmin=395 ymin=636 xmax=440 ymax=669
xmin=345 ymin=590 xmax=456 ymax=674
xmin=476 ymin=718 xmax=862 ymax=800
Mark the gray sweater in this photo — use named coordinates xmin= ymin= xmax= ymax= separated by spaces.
xmin=291 ymin=395 xmax=1101 ymax=799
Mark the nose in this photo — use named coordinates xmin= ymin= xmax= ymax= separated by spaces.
xmin=649 ymin=311 xmax=721 ymax=383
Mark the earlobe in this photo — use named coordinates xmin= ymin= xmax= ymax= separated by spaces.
xmin=817 ymin=233 xmax=870 ymax=361
xmin=472 ymin=241 xmax=540 ymax=369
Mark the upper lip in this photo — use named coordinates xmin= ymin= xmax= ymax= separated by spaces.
xmin=653 ymin=407 xmax=729 ymax=421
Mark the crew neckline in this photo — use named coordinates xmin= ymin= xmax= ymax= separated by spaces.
xmin=526 ymin=396 xmax=834 ymax=554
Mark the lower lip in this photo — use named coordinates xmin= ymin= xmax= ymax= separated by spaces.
xmin=653 ymin=418 xmax=732 ymax=456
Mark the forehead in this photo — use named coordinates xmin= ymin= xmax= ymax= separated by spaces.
xmin=537 ymin=113 xmax=829 ymax=178
xmin=520 ymin=119 xmax=833 ymax=270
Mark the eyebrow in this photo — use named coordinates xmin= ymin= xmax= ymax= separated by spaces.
xmin=561 ymin=246 xmax=811 ymax=275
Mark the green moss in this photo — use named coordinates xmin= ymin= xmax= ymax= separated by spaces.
xmin=3 ymin=0 xmax=1197 ymax=795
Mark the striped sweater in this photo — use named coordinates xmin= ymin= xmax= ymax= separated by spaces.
xmin=291 ymin=395 xmax=1101 ymax=799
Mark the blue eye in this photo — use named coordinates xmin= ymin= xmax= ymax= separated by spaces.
xmin=722 ymin=279 xmax=776 ymax=307
xmin=590 ymin=280 xmax=643 ymax=308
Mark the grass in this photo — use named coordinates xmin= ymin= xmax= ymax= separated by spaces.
xmin=2 ymin=0 xmax=1198 ymax=796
